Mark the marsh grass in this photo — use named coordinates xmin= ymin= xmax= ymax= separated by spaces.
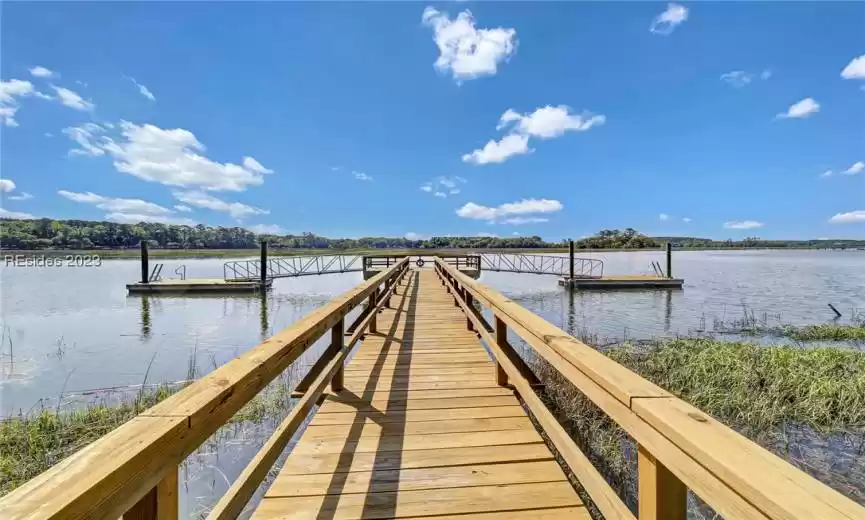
xmin=0 ymin=371 xmax=298 ymax=498
xmin=534 ymin=338 xmax=865 ymax=515
xmin=710 ymin=305 xmax=865 ymax=343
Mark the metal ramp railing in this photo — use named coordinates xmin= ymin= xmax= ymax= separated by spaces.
xmin=479 ymin=253 xmax=603 ymax=278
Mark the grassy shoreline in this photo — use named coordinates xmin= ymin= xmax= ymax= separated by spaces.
xmin=3 ymin=245 xmax=862 ymax=260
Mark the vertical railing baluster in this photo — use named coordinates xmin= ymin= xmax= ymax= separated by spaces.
xmin=638 ymin=445 xmax=686 ymax=520
xmin=331 ymin=318 xmax=344 ymax=392
xmin=368 ymin=288 xmax=378 ymax=333
xmin=124 ymin=466 xmax=178 ymax=520
xmin=465 ymin=292 xmax=474 ymax=331
xmin=494 ymin=317 xmax=509 ymax=387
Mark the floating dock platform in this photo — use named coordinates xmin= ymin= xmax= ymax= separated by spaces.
xmin=558 ymin=275 xmax=684 ymax=290
xmin=126 ymin=278 xmax=271 ymax=294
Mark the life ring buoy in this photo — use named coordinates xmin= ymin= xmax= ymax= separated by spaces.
xmin=415 ymin=258 xmax=425 ymax=267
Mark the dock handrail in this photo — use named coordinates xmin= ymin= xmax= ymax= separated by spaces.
xmin=0 ymin=258 xmax=410 ymax=520
xmin=434 ymin=258 xmax=864 ymax=520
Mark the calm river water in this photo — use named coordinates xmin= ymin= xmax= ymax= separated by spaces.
xmin=1 ymin=249 xmax=863 ymax=516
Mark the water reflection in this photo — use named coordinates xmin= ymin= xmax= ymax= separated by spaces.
xmin=140 ymin=296 xmax=151 ymax=341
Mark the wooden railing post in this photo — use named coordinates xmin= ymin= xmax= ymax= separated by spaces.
xmin=494 ymin=316 xmax=509 ymax=387
xmin=124 ymin=466 xmax=178 ymax=520
xmin=638 ymin=445 xmax=686 ymax=520
xmin=368 ymin=288 xmax=378 ymax=333
xmin=331 ymin=318 xmax=345 ymax=392
xmin=465 ymin=292 xmax=474 ymax=331
xmin=453 ymin=281 xmax=460 ymax=306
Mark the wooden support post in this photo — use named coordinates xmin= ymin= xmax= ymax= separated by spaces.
xmin=384 ymin=278 xmax=392 ymax=307
xmin=494 ymin=316 xmax=509 ymax=387
xmin=124 ymin=466 xmax=178 ymax=520
xmin=260 ymin=240 xmax=268 ymax=286
xmin=331 ymin=318 xmax=344 ymax=392
xmin=638 ymin=444 xmax=686 ymax=520
xmin=454 ymin=281 xmax=460 ymax=306
xmin=569 ymin=239 xmax=575 ymax=280
xmin=368 ymin=289 xmax=378 ymax=333
xmin=666 ymin=242 xmax=672 ymax=279
xmin=466 ymin=292 xmax=474 ymax=331
xmin=140 ymin=241 xmax=149 ymax=284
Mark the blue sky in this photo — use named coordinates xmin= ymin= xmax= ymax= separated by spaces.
xmin=1 ymin=2 xmax=863 ymax=240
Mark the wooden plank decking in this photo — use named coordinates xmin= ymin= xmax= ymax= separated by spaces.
xmin=253 ymin=269 xmax=589 ymax=519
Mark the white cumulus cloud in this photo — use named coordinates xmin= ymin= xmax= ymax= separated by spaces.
xmin=172 ymin=190 xmax=269 ymax=219
xmin=829 ymin=210 xmax=865 ymax=224
xmin=462 ymin=134 xmax=531 ymax=165
xmin=843 ymin=161 xmax=864 ymax=175
xmin=464 ymin=105 xmax=604 ymax=165
xmin=723 ymin=220 xmax=764 ymax=230
xmin=0 ymin=179 xmax=15 ymax=192
xmin=29 ymin=66 xmax=55 ymax=78
xmin=64 ymin=121 xmax=271 ymax=192
xmin=650 ymin=3 xmax=688 ymax=35
xmin=0 ymin=79 xmax=41 ymax=127
xmin=422 ymin=7 xmax=517 ymax=81
xmin=776 ymin=97 xmax=819 ymax=119
xmin=841 ymin=55 xmax=865 ymax=80
xmin=456 ymin=198 xmax=562 ymax=224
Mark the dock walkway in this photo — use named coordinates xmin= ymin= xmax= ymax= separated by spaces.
xmin=253 ymin=269 xmax=587 ymax=519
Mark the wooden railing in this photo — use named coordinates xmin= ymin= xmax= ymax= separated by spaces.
xmin=0 ymin=258 xmax=410 ymax=520
xmin=434 ymin=258 xmax=865 ymax=520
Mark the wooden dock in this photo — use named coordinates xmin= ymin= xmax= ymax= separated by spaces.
xmin=253 ymin=269 xmax=588 ymax=519
xmin=558 ymin=274 xmax=684 ymax=290
xmin=126 ymin=278 xmax=271 ymax=293
xmin=5 ymin=257 xmax=863 ymax=520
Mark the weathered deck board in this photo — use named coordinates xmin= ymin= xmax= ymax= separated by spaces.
xmin=253 ymin=269 xmax=587 ymax=519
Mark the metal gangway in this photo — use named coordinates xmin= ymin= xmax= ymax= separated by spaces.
xmin=224 ymin=255 xmax=363 ymax=281
xmin=480 ymin=252 xmax=603 ymax=278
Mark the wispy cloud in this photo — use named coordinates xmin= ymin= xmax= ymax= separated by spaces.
xmin=247 ymin=224 xmax=286 ymax=235
xmin=456 ymin=198 xmax=562 ymax=224
xmin=123 ymin=75 xmax=155 ymax=101
xmin=51 ymin=85 xmax=94 ymax=111
xmin=172 ymin=190 xmax=268 ymax=219
xmin=421 ymin=176 xmax=467 ymax=197
xmin=723 ymin=220 xmax=764 ymax=230
xmin=650 ymin=3 xmax=688 ymax=35
xmin=353 ymin=171 xmax=373 ymax=181
xmin=659 ymin=213 xmax=669 ymax=221
xmin=58 ymin=189 xmax=196 ymax=225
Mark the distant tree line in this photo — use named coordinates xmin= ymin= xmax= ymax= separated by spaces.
xmin=1 ymin=218 xmax=862 ymax=250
